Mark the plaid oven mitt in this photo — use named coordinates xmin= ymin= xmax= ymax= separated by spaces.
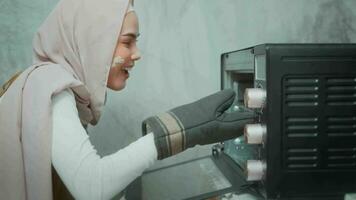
xmin=142 ymin=89 xmax=256 ymax=160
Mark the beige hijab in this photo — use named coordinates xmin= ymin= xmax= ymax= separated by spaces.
xmin=0 ymin=0 xmax=131 ymax=199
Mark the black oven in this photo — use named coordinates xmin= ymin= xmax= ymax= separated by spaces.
xmin=221 ymin=44 xmax=356 ymax=199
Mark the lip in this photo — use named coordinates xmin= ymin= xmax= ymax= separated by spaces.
xmin=121 ymin=65 xmax=133 ymax=79
xmin=122 ymin=69 xmax=129 ymax=79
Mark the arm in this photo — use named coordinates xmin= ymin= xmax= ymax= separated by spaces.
xmin=51 ymin=89 xmax=157 ymax=200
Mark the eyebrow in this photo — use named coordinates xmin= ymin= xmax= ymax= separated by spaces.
xmin=121 ymin=33 xmax=140 ymax=39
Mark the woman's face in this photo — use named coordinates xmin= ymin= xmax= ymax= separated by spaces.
xmin=107 ymin=11 xmax=141 ymax=91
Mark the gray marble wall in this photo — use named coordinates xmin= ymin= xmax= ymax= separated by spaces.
xmin=0 ymin=0 xmax=58 ymax=81
xmin=1 ymin=0 xmax=356 ymax=198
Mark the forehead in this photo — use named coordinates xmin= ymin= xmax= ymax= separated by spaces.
xmin=120 ymin=12 xmax=139 ymax=35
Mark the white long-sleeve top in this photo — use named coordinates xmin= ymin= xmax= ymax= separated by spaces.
xmin=51 ymin=89 xmax=158 ymax=200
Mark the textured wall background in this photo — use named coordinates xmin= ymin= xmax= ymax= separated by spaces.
xmin=0 ymin=0 xmax=58 ymax=81
xmin=1 ymin=0 xmax=356 ymax=199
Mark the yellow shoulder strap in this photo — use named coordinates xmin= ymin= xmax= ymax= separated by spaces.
xmin=0 ymin=71 xmax=23 ymax=97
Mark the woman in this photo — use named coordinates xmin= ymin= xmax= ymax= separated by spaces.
xmin=0 ymin=0 xmax=255 ymax=199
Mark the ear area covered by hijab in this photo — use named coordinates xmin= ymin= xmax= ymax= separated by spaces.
xmin=33 ymin=0 xmax=131 ymax=125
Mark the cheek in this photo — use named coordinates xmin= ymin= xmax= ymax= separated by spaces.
xmin=107 ymin=68 xmax=117 ymax=83
xmin=107 ymin=67 xmax=126 ymax=90
xmin=108 ymin=67 xmax=121 ymax=79
xmin=115 ymin=45 xmax=131 ymax=60
xmin=108 ymin=67 xmax=116 ymax=77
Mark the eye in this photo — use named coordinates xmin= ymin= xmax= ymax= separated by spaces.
xmin=119 ymin=36 xmax=138 ymax=49
xmin=119 ymin=39 xmax=133 ymax=49
xmin=122 ymin=42 xmax=131 ymax=47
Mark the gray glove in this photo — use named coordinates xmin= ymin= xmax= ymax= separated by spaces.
xmin=142 ymin=89 xmax=256 ymax=160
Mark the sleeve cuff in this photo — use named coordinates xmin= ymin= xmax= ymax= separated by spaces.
xmin=142 ymin=112 xmax=186 ymax=160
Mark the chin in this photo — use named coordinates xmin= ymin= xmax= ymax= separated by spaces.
xmin=107 ymin=82 xmax=126 ymax=91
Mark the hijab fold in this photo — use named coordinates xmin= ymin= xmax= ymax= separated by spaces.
xmin=0 ymin=0 xmax=130 ymax=199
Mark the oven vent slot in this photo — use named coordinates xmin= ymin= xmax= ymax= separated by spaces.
xmin=286 ymin=148 xmax=319 ymax=169
xmin=327 ymin=148 xmax=356 ymax=168
xmin=326 ymin=78 xmax=356 ymax=106
xmin=286 ymin=117 xmax=319 ymax=138
xmin=285 ymin=78 xmax=319 ymax=107
xmin=326 ymin=116 xmax=356 ymax=137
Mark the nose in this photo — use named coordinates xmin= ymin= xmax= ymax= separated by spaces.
xmin=128 ymin=52 xmax=140 ymax=67
xmin=131 ymin=44 xmax=141 ymax=61
xmin=131 ymin=48 xmax=141 ymax=61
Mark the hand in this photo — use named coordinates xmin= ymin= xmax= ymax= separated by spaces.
xmin=142 ymin=89 xmax=256 ymax=160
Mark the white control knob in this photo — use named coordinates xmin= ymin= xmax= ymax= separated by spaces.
xmin=244 ymin=88 xmax=266 ymax=108
xmin=244 ymin=124 xmax=266 ymax=144
xmin=246 ymin=160 xmax=266 ymax=181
